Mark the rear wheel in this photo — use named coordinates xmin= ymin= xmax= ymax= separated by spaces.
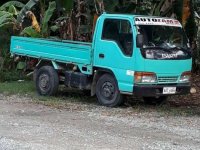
xmin=143 ymin=96 xmax=168 ymax=105
xmin=35 ymin=66 xmax=59 ymax=96
xmin=96 ymin=74 xmax=123 ymax=107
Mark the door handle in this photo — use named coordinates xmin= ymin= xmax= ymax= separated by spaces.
xmin=99 ymin=53 xmax=105 ymax=59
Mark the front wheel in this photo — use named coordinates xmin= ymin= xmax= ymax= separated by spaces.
xmin=35 ymin=66 xmax=59 ymax=96
xmin=143 ymin=96 xmax=168 ymax=105
xmin=96 ymin=74 xmax=123 ymax=107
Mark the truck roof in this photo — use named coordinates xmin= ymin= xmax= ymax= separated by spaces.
xmin=101 ymin=13 xmax=176 ymax=20
xmin=100 ymin=13 xmax=182 ymax=27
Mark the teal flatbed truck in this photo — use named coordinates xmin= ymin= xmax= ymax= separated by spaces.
xmin=10 ymin=14 xmax=192 ymax=107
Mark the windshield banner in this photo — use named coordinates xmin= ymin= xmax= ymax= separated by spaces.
xmin=135 ymin=17 xmax=182 ymax=27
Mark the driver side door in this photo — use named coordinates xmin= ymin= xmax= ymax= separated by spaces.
xmin=94 ymin=18 xmax=135 ymax=92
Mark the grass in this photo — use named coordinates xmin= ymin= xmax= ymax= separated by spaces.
xmin=0 ymin=81 xmax=96 ymax=109
xmin=0 ymin=81 xmax=200 ymax=117
xmin=0 ymin=81 xmax=35 ymax=95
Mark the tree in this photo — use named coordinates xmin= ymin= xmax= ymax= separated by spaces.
xmin=0 ymin=1 xmax=24 ymax=29
xmin=0 ymin=1 xmax=25 ymax=71
xmin=0 ymin=0 xmax=200 ymax=72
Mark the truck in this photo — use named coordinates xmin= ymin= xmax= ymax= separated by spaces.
xmin=10 ymin=14 xmax=192 ymax=107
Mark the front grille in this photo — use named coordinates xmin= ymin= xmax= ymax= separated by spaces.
xmin=157 ymin=76 xmax=178 ymax=83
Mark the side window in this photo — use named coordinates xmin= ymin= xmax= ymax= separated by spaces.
xmin=102 ymin=19 xmax=133 ymax=56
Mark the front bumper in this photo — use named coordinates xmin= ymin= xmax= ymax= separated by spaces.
xmin=133 ymin=83 xmax=191 ymax=97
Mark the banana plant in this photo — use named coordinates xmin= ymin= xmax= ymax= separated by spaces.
xmin=0 ymin=1 xmax=24 ymax=12
xmin=21 ymin=1 xmax=56 ymax=38
xmin=17 ymin=0 xmax=39 ymax=23
xmin=0 ymin=1 xmax=24 ymax=29
xmin=0 ymin=11 xmax=16 ymax=29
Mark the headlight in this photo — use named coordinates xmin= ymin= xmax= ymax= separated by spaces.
xmin=135 ymin=72 xmax=157 ymax=83
xmin=179 ymin=71 xmax=191 ymax=83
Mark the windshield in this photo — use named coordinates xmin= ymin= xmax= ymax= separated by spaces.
xmin=137 ymin=25 xmax=189 ymax=49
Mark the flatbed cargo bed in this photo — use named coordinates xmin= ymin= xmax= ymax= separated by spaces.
xmin=10 ymin=36 xmax=92 ymax=65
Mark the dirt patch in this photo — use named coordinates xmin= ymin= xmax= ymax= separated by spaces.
xmin=0 ymin=94 xmax=200 ymax=150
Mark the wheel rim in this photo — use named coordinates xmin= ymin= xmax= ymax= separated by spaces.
xmin=39 ymin=74 xmax=50 ymax=92
xmin=101 ymin=81 xmax=115 ymax=100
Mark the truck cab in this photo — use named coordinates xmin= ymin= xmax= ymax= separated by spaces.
xmin=10 ymin=14 xmax=192 ymax=107
xmin=92 ymin=14 xmax=192 ymax=105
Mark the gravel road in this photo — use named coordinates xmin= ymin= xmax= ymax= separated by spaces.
xmin=0 ymin=94 xmax=200 ymax=150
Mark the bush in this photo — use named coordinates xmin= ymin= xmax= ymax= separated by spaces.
xmin=0 ymin=70 xmax=21 ymax=82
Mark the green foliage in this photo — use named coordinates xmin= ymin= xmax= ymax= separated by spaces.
xmin=8 ymin=5 xmax=18 ymax=15
xmin=17 ymin=0 xmax=39 ymax=23
xmin=102 ymin=0 xmax=153 ymax=14
xmin=0 ymin=1 xmax=24 ymax=31
xmin=20 ymin=26 xmax=41 ymax=38
xmin=50 ymin=25 xmax=59 ymax=32
xmin=153 ymin=0 xmax=163 ymax=15
xmin=0 ymin=1 xmax=24 ymax=11
xmin=0 ymin=0 xmax=199 ymax=74
xmin=0 ymin=42 xmax=9 ymax=58
xmin=0 ymin=81 xmax=35 ymax=94
xmin=41 ymin=1 xmax=56 ymax=37
xmin=20 ymin=1 xmax=56 ymax=38
xmin=0 ymin=70 xmax=20 ymax=82
xmin=57 ymin=0 xmax=73 ymax=12
xmin=16 ymin=61 xmax=26 ymax=70
xmin=104 ymin=0 xmax=118 ymax=13
xmin=0 ymin=11 xmax=16 ymax=29
xmin=0 ymin=22 xmax=15 ymax=75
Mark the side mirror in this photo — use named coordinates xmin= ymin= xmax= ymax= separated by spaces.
xmin=136 ymin=34 xmax=144 ymax=48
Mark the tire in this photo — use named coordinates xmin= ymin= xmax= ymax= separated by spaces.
xmin=35 ymin=66 xmax=59 ymax=96
xmin=143 ymin=96 xmax=168 ymax=105
xmin=96 ymin=74 xmax=123 ymax=107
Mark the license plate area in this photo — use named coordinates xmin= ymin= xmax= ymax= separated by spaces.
xmin=163 ymin=87 xmax=176 ymax=94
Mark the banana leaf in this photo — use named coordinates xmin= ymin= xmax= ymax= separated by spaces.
xmin=8 ymin=5 xmax=18 ymax=16
xmin=0 ymin=18 xmax=15 ymax=25
xmin=153 ymin=0 xmax=165 ymax=16
xmin=17 ymin=61 xmax=26 ymax=70
xmin=41 ymin=1 xmax=56 ymax=36
xmin=0 ymin=11 xmax=16 ymax=29
xmin=21 ymin=26 xmax=41 ymax=38
xmin=0 ymin=1 xmax=24 ymax=11
xmin=51 ymin=25 xmax=60 ymax=32
xmin=17 ymin=0 xmax=39 ymax=23
xmin=0 ymin=22 xmax=15 ymax=29
xmin=55 ymin=16 xmax=69 ymax=21
xmin=0 ymin=11 xmax=13 ymax=17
